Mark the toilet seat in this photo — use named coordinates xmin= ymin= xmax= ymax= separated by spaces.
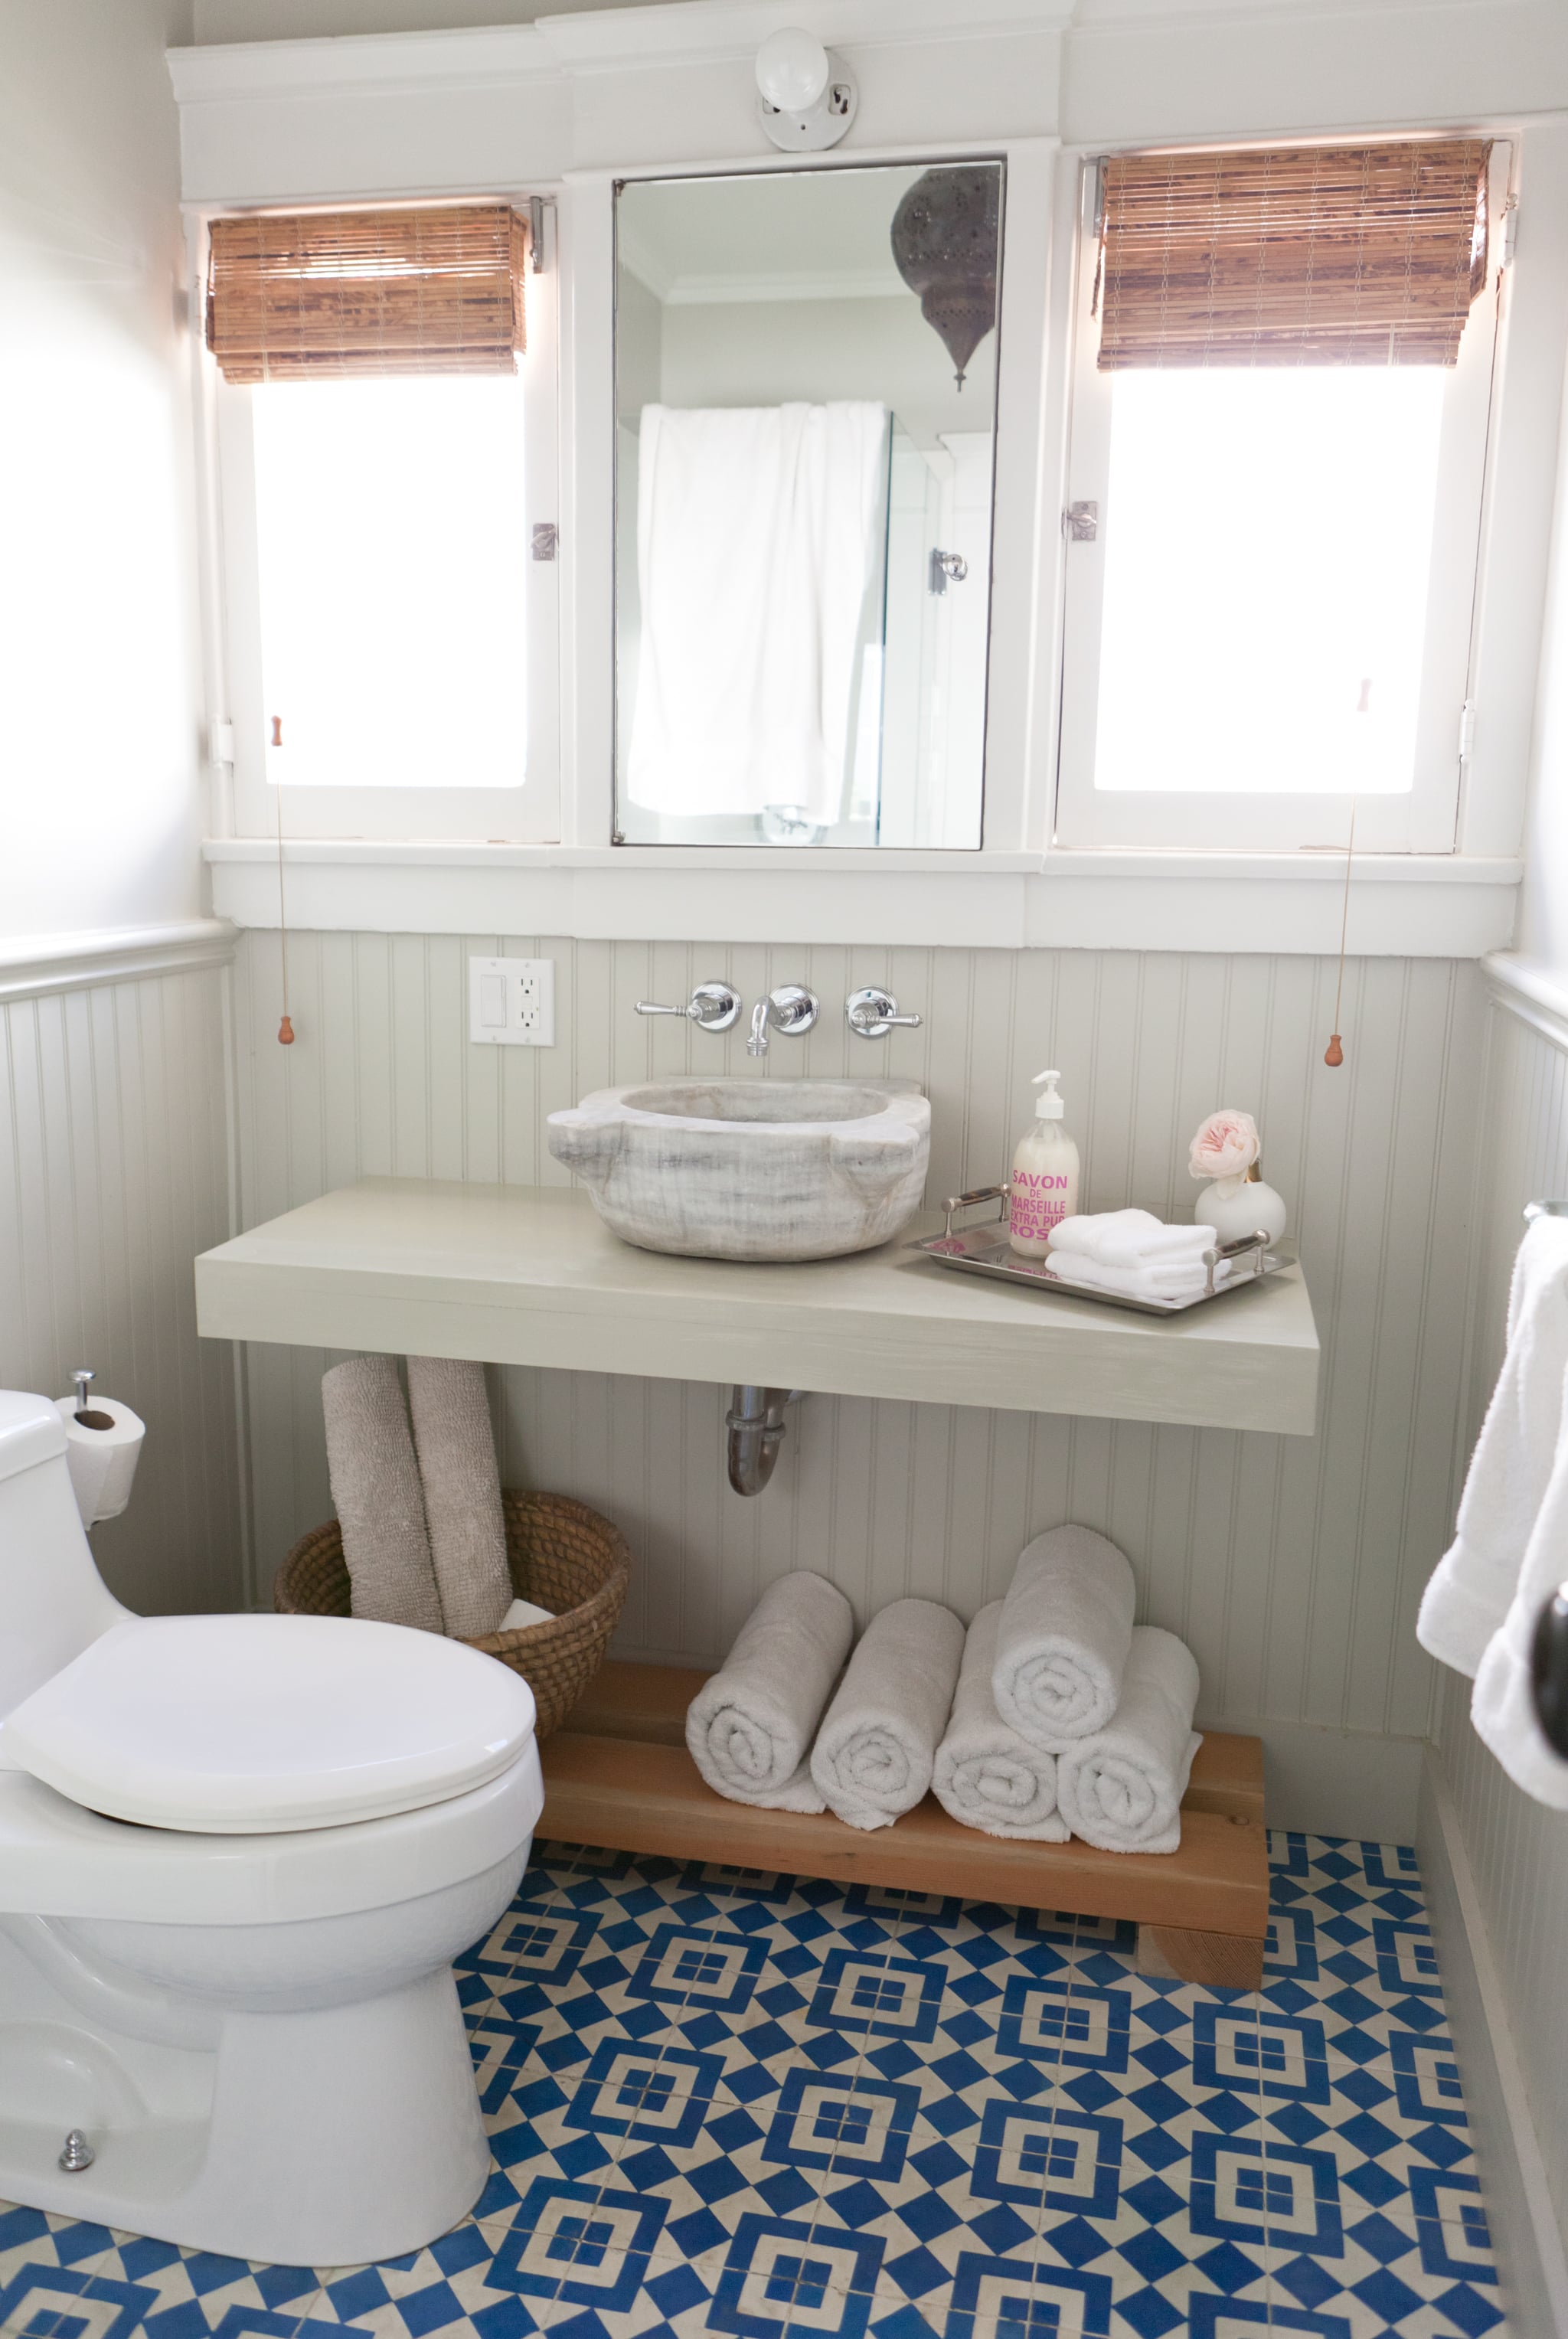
xmin=0 ymin=1612 xmax=537 ymax=1834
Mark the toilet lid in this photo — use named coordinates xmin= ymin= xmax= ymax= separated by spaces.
xmin=0 ymin=1614 xmax=537 ymax=1833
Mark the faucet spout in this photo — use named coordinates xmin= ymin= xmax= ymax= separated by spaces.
xmin=746 ymin=998 xmax=771 ymax=1057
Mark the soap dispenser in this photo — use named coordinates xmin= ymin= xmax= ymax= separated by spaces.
xmin=1009 ymin=1070 xmax=1080 ymax=1256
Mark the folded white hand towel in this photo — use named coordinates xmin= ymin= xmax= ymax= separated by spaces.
xmin=1047 ymin=1256 xmax=1228 ymax=1303
xmin=687 ymin=1571 xmax=854 ymax=1812
xmin=322 ymin=1357 xmax=443 ymax=1634
xmin=1056 ymin=1626 xmax=1202 ymax=1853
xmin=1047 ymin=1210 xmax=1218 ymax=1269
xmin=1469 ymin=1364 xmax=1568 ymax=1808
xmin=406 ymin=1356 xmax=513 ymax=1638
xmin=1419 ymin=1218 xmax=1568 ymax=1678
xmin=811 ymin=1598 xmax=965 ymax=1831
xmin=993 ymin=1524 xmax=1136 ymax=1746
xmin=933 ymin=1603 xmax=1068 ymax=1841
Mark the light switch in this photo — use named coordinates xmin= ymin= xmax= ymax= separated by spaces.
xmin=469 ymin=957 xmax=555 ymax=1047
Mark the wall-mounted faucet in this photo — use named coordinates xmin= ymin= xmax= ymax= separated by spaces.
xmin=747 ymin=985 xmax=818 ymax=1057
xmin=846 ymin=988 xmax=923 ymax=1039
xmin=634 ymin=982 xmax=740 ymax=1031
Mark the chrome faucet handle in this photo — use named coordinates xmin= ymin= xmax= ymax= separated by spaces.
xmin=767 ymin=985 xmax=818 ymax=1037
xmin=847 ymin=988 xmax=923 ymax=1039
xmin=634 ymin=982 xmax=740 ymax=1032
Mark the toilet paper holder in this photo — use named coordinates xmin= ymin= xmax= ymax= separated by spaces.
xmin=69 ymin=1368 xmax=116 ymax=1433
xmin=57 ymin=1372 xmax=145 ymax=1529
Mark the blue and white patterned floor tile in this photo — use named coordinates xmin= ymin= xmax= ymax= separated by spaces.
xmin=0 ymin=1835 xmax=1507 ymax=2339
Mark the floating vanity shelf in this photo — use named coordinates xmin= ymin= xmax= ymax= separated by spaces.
xmin=194 ymin=1178 xmax=1318 ymax=1434
xmin=548 ymin=1662 xmax=1269 ymax=1991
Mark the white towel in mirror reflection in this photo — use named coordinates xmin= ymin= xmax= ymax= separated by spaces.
xmin=626 ymin=400 xmax=889 ymax=824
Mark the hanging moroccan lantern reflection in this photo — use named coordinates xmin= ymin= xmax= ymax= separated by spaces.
xmin=890 ymin=165 xmax=1001 ymax=387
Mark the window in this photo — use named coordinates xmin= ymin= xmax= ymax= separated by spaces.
xmin=207 ymin=203 xmax=559 ymax=841
xmin=1056 ymin=140 xmax=1509 ymax=853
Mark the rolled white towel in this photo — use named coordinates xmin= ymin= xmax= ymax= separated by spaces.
xmin=1056 ymin=1626 xmax=1202 ymax=1853
xmin=811 ymin=1598 xmax=965 ymax=1831
xmin=993 ymin=1524 xmax=1136 ymax=1746
xmin=1047 ymin=1210 xmax=1217 ymax=1269
xmin=686 ymin=1571 xmax=854 ymax=1813
xmin=933 ymin=1603 xmax=1068 ymax=1841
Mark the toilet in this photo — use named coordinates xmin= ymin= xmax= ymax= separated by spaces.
xmin=0 ymin=1389 xmax=544 ymax=2268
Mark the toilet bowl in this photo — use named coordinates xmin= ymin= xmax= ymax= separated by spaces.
xmin=0 ymin=1390 xmax=546 ymax=2266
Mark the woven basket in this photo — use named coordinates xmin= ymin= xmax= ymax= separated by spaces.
xmin=272 ymin=1491 xmax=630 ymax=1741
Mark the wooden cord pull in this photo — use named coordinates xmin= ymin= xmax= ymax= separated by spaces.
xmin=1324 ymin=1034 xmax=1344 ymax=1067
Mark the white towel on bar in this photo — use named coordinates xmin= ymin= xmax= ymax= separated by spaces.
xmin=1471 ymin=1362 xmax=1568 ymax=1807
xmin=1056 ymin=1627 xmax=1203 ymax=1854
xmin=1419 ymin=1217 xmax=1568 ymax=1678
xmin=993 ymin=1524 xmax=1137 ymax=1746
xmin=626 ymin=400 xmax=888 ymax=824
xmin=1047 ymin=1210 xmax=1217 ymax=1269
xmin=933 ymin=1602 xmax=1069 ymax=1841
xmin=686 ymin=1571 xmax=854 ymax=1813
xmin=810 ymin=1598 xmax=965 ymax=1831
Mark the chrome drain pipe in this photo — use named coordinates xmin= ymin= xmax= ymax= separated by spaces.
xmin=726 ymin=1387 xmax=802 ymax=1496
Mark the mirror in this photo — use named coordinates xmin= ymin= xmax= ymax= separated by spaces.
xmin=613 ymin=159 xmax=1004 ymax=849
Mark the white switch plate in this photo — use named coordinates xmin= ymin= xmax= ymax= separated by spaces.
xmin=469 ymin=956 xmax=555 ymax=1047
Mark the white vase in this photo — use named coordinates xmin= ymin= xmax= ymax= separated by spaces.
xmin=1194 ymin=1172 xmax=1288 ymax=1247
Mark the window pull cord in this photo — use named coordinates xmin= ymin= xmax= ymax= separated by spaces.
xmin=1324 ymin=800 xmax=1354 ymax=1068
xmin=272 ymin=715 xmax=295 ymax=1046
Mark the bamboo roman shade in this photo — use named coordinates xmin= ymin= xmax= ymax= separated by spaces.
xmin=1096 ymin=140 xmax=1491 ymax=370
xmin=206 ymin=204 xmax=528 ymax=384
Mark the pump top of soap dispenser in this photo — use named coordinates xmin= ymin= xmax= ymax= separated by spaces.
xmin=1032 ymin=1070 xmax=1065 ymax=1120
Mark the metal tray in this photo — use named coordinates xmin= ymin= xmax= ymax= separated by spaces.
xmin=906 ymin=1186 xmax=1294 ymax=1317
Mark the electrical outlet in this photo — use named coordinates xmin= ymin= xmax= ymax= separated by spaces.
xmin=469 ymin=956 xmax=555 ymax=1047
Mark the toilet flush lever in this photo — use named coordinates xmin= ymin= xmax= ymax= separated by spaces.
xmin=847 ymin=988 xmax=923 ymax=1039
xmin=634 ymin=982 xmax=740 ymax=1032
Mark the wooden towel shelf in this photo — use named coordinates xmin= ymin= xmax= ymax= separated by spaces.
xmin=544 ymin=1660 xmax=1268 ymax=1990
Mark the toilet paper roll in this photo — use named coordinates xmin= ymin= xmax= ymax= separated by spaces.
xmin=54 ymin=1396 xmax=145 ymax=1527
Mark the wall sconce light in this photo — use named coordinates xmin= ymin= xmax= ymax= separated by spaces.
xmin=755 ymin=28 xmax=858 ymax=152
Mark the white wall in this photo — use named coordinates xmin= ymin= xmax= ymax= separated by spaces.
xmin=0 ymin=7 xmax=245 ymax=1617
xmin=1 ymin=0 xmax=204 ymax=942
xmin=232 ymin=928 xmax=1481 ymax=1836
xmin=1517 ymin=341 xmax=1568 ymax=988
xmin=0 ymin=948 xmax=244 ymax=1615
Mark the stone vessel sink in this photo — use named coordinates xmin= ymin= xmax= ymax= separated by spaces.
xmin=546 ymin=1078 xmax=930 ymax=1262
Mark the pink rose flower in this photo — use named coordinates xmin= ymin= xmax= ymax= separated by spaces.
xmin=1189 ymin=1109 xmax=1260 ymax=1184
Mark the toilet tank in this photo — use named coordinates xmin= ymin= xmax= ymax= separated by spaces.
xmin=0 ymin=1391 xmax=130 ymax=1720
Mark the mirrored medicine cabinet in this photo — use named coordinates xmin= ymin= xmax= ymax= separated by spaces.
xmin=612 ymin=158 xmax=1004 ymax=850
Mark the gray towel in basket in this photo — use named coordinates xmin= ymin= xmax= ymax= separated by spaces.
xmin=322 ymin=1357 xmax=443 ymax=1633
xmin=407 ymin=1356 xmax=513 ymax=1639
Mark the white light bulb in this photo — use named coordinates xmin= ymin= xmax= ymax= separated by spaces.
xmin=754 ymin=26 xmax=829 ymax=112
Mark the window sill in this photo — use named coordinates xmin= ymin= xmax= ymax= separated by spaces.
xmin=203 ymin=838 xmax=1521 ymax=956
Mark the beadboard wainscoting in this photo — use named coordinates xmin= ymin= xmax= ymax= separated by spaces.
xmin=0 ymin=952 xmax=244 ymax=1615
xmin=1429 ymin=981 xmax=1568 ymax=2307
xmin=233 ymin=933 xmax=1481 ymax=1813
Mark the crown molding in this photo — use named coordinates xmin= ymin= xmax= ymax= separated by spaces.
xmin=168 ymin=0 xmax=1076 ymax=106
xmin=167 ymin=25 xmax=559 ymax=104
